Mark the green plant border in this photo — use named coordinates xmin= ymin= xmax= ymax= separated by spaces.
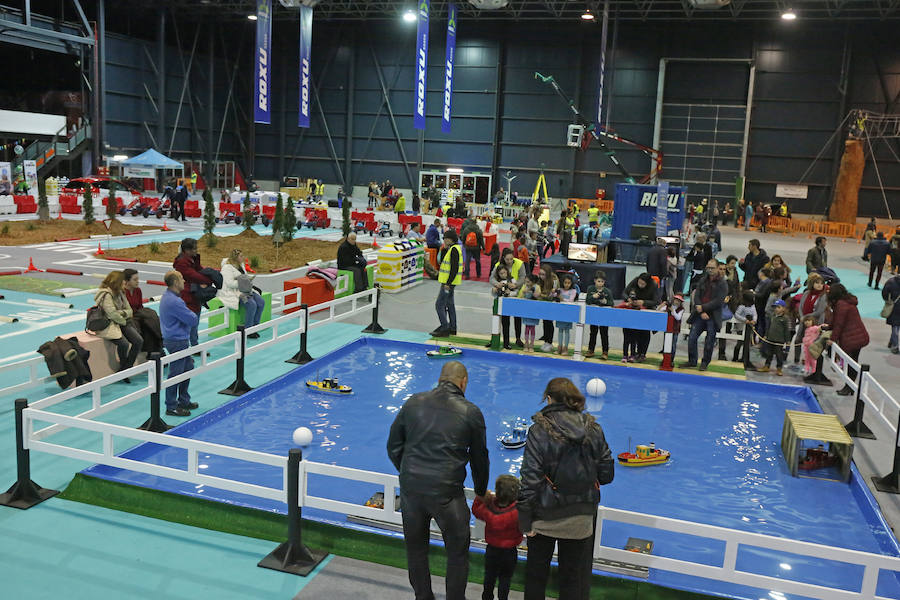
xmin=60 ymin=473 xmax=710 ymax=599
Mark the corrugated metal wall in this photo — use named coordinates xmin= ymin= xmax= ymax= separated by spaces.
xmin=102 ymin=21 xmax=900 ymax=217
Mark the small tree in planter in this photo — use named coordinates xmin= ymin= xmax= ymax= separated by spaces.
xmin=342 ymin=195 xmax=351 ymax=237
xmin=272 ymin=193 xmax=285 ymax=240
xmin=242 ymin=191 xmax=254 ymax=230
xmin=106 ymin=182 xmax=118 ymax=222
xmin=37 ymin=178 xmax=50 ymax=223
xmin=202 ymin=187 xmax=216 ymax=240
xmin=83 ymin=186 xmax=95 ymax=225
xmin=282 ymin=197 xmax=297 ymax=241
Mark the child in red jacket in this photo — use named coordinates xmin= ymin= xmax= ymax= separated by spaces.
xmin=472 ymin=474 xmax=523 ymax=600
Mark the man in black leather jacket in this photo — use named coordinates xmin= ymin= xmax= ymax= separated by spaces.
xmin=387 ymin=361 xmax=489 ymax=600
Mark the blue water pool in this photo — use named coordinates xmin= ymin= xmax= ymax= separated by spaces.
xmin=83 ymin=337 xmax=900 ymax=599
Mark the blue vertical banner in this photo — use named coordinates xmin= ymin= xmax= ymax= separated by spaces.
xmin=253 ymin=0 xmax=273 ymax=124
xmin=655 ymin=180 xmax=670 ymax=237
xmin=596 ymin=0 xmax=609 ymax=126
xmin=414 ymin=0 xmax=430 ymax=130
xmin=298 ymin=5 xmax=313 ymax=128
xmin=441 ymin=4 xmax=457 ymax=134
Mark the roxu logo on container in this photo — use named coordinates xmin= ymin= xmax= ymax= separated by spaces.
xmin=639 ymin=192 xmax=680 ymax=212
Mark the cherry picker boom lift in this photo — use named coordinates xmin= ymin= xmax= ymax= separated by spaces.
xmin=534 ymin=72 xmax=663 ymax=185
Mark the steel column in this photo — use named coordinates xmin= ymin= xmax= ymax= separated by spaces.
xmin=568 ymin=34 xmax=584 ymax=197
xmin=278 ymin=43 xmax=287 ymax=182
xmin=826 ymin=29 xmax=852 ymax=210
xmin=369 ymin=43 xmax=414 ymax=191
xmin=490 ymin=38 xmax=506 ymax=187
xmin=98 ymin=0 xmax=106 ymax=158
xmin=344 ymin=43 xmax=355 ymax=189
xmin=157 ymin=9 xmax=166 ymax=154
xmin=91 ymin=21 xmax=100 ymax=173
xmin=208 ymin=31 xmax=215 ymax=187
xmin=24 ymin=0 xmax=31 ymax=27
xmin=738 ymin=65 xmax=755 ymax=179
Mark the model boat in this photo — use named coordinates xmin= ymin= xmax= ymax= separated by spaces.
xmin=618 ymin=442 xmax=670 ymax=467
xmin=306 ymin=377 xmax=352 ymax=394
xmin=798 ymin=445 xmax=838 ymax=471
xmin=498 ymin=418 xmax=530 ymax=449
xmin=426 ymin=345 xmax=463 ymax=358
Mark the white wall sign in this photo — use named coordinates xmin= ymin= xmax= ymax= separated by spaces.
xmin=124 ymin=166 xmax=155 ymax=178
xmin=775 ymin=184 xmax=808 ymax=199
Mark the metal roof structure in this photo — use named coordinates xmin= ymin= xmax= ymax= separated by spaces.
xmin=146 ymin=0 xmax=900 ymax=21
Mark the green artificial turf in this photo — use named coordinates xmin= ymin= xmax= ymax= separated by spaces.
xmin=60 ymin=473 xmax=712 ymax=599
xmin=0 ymin=275 xmax=92 ymax=296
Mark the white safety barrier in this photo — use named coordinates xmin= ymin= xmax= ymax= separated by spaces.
xmin=825 ymin=342 xmax=863 ymax=392
xmin=0 ymin=356 xmax=57 ymax=398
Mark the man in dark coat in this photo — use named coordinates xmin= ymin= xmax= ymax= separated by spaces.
xmin=646 ymin=237 xmax=669 ymax=300
xmin=337 ymin=232 xmax=368 ymax=292
xmin=172 ymin=238 xmax=213 ymax=346
xmin=387 ymin=362 xmax=489 ymax=600
xmin=683 ymin=259 xmax=728 ymax=371
xmin=864 ymin=232 xmax=891 ymax=289
xmin=739 ymin=239 xmax=768 ymax=290
xmin=883 ymin=274 xmax=900 ymax=354
xmin=805 ymin=236 xmax=828 ymax=274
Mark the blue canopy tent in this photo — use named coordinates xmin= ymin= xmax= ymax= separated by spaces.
xmin=119 ymin=149 xmax=184 ymax=191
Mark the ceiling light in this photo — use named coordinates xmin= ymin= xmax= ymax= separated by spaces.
xmin=781 ymin=8 xmax=796 ymax=20
xmin=112 ymin=155 xmax=129 ymax=162
xmin=403 ymin=10 xmax=416 ymax=22
xmin=247 ymin=14 xmax=258 ymax=20
xmin=447 ymin=168 xmax=464 ymax=173
xmin=581 ymin=10 xmax=595 ymax=20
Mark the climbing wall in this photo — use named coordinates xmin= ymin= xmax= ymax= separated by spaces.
xmin=829 ymin=139 xmax=863 ymax=223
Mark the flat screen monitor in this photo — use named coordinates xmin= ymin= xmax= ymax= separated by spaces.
xmin=567 ymin=243 xmax=598 ymax=262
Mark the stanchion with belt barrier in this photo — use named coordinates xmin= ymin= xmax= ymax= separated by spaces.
xmin=258 ymin=448 xmax=327 ymax=575
xmin=361 ymin=286 xmax=387 ymax=334
xmin=0 ymin=399 xmax=59 ymax=509
xmin=220 ymin=326 xmax=253 ymax=396
xmin=742 ymin=324 xmax=757 ymax=371
xmin=138 ymin=352 xmax=170 ymax=433
xmin=843 ymin=365 xmax=875 ymax=440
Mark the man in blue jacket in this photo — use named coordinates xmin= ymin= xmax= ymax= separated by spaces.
xmin=865 ymin=232 xmax=891 ymax=290
xmin=425 ymin=218 xmax=443 ymax=250
xmin=160 ymin=270 xmax=200 ymax=416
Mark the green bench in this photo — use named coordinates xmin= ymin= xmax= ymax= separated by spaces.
xmin=207 ymin=291 xmax=273 ymax=338
xmin=336 ymin=263 xmax=376 ymax=299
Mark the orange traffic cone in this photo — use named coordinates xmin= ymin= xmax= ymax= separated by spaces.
xmin=371 ymin=236 xmax=379 ymax=249
xmin=25 ymin=257 xmax=42 ymax=272
xmin=244 ymin=259 xmax=256 ymax=274
xmin=56 ymin=211 xmax=63 ymax=220
xmin=96 ymin=242 xmax=105 ymax=255
xmin=161 ymin=220 xmax=170 ymax=231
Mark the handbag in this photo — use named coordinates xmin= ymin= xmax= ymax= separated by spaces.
xmin=85 ymin=305 xmax=110 ymax=332
xmin=882 ymin=295 xmax=897 ymax=319
xmin=237 ymin=273 xmax=255 ymax=294
xmin=721 ymin=304 xmax=734 ymax=321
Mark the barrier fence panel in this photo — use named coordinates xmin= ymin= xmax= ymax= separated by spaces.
xmin=0 ymin=356 xmax=56 ymax=398
xmin=859 ymin=372 xmax=900 ymax=436
xmin=826 ymin=342 xmax=862 ymax=392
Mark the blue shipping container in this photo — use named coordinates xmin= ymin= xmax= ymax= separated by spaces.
xmin=611 ymin=183 xmax=687 ymax=240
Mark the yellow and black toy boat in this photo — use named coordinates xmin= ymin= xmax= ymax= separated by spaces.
xmin=617 ymin=442 xmax=670 ymax=467
xmin=306 ymin=377 xmax=352 ymax=394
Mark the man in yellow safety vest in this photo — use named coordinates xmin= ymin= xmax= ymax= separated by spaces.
xmin=189 ymin=171 xmax=198 ymax=193
xmin=588 ymin=204 xmax=600 ymax=225
xmin=433 ymin=229 xmax=461 ymax=337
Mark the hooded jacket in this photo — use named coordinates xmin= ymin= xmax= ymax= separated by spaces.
xmin=472 ymin=497 xmax=523 ymax=549
xmin=828 ymin=296 xmax=870 ymax=352
xmin=517 ymin=403 xmax=613 ymax=533
xmin=865 ymin=237 xmax=891 ymax=264
xmin=386 ymin=380 xmax=490 ymax=498
xmin=173 ymin=252 xmax=213 ymax=314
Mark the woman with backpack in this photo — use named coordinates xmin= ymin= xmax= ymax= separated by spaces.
xmin=518 ymin=378 xmax=614 ymax=599
xmin=92 ymin=271 xmax=144 ymax=379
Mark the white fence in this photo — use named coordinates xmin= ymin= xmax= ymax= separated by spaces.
xmin=8 ymin=288 xmax=900 ymax=599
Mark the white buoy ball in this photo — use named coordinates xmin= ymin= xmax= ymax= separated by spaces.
xmin=292 ymin=427 xmax=313 ymax=447
xmin=586 ymin=378 xmax=607 ymax=397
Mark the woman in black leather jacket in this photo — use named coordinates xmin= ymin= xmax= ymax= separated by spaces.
xmin=518 ymin=378 xmax=614 ymax=599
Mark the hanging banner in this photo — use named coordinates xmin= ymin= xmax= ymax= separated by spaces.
xmin=655 ymin=180 xmax=670 ymax=237
xmin=414 ymin=0 xmax=430 ymax=130
xmin=254 ymin=0 xmax=273 ymax=124
xmin=297 ymin=6 xmax=312 ymax=127
xmin=298 ymin=5 xmax=313 ymax=128
xmin=124 ymin=166 xmax=155 ymax=178
xmin=596 ymin=0 xmax=609 ymax=126
xmin=0 ymin=162 xmax=11 ymax=195
xmin=441 ymin=4 xmax=457 ymax=134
